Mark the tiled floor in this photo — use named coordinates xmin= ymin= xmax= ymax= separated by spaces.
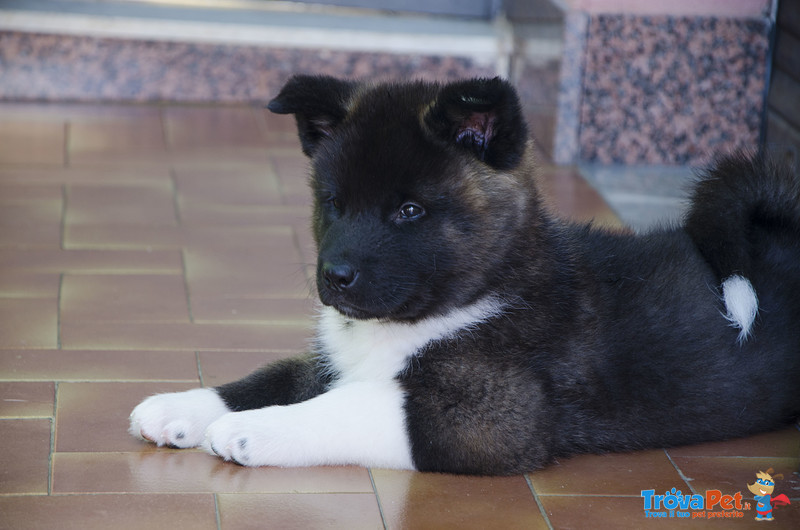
xmin=0 ymin=102 xmax=798 ymax=529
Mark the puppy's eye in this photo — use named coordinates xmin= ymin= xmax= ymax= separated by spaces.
xmin=325 ymin=196 xmax=341 ymax=211
xmin=397 ymin=202 xmax=425 ymax=221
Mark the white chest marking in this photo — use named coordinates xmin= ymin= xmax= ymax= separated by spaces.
xmin=317 ymin=297 xmax=505 ymax=385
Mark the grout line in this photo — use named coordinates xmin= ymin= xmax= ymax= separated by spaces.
xmin=169 ymin=168 xmax=183 ymax=226
xmin=56 ymin=273 xmax=64 ymax=350
xmin=524 ymin=474 xmax=555 ymax=530
xmin=160 ymin=105 xmax=172 ymax=153
xmin=181 ymin=249 xmax=195 ymax=324
xmin=367 ymin=468 xmax=388 ymax=530
xmin=214 ymin=492 xmax=222 ymax=530
xmin=47 ymin=383 xmax=59 ymax=496
xmin=196 ymin=351 xmax=206 ymax=387
xmin=59 ymin=184 xmax=68 ymax=251
xmin=663 ymin=449 xmax=698 ymax=495
xmin=63 ymin=121 xmax=70 ymax=168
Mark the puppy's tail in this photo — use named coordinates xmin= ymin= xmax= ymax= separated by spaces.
xmin=685 ymin=150 xmax=800 ymax=343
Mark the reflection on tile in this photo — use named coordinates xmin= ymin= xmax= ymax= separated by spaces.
xmin=60 ymin=321 xmax=311 ymax=351
xmin=56 ymin=382 xmax=200 ymax=452
xmin=60 ymin=274 xmax=190 ymax=323
xmin=0 ymin=183 xmax=63 ymax=248
xmin=667 ymin=427 xmax=800 ymax=458
xmin=528 ymin=450 xmax=686 ymax=496
xmin=164 ymin=107 xmax=266 ymax=150
xmin=0 ymin=382 xmax=54 ymax=417
xmin=541 ymin=495 xmax=696 ymax=529
xmin=0 ymin=249 xmax=183 ymax=274
xmin=372 ymin=469 xmax=548 ymax=529
xmin=537 ymin=165 xmax=624 ymax=228
xmin=0 ymin=350 xmax=199 ymax=382
xmin=190 ymin=297 xmax=314 ymax=323
xmin=218 ymin=493 xmax=384 ymax=529
xmin=0 ymin=272 xmax=61 ymax=298
xmin=0 ymin=494 xmax=218 ymax=530
xmin=0 ymin=298 xmax=58 ymax=349
xmin=53 ymin=451 xmax=373 ymax=494
xmin=65 ymin=183 xmax=178 ymax=226
xmin=174 ymin=168 xmax=282 ymax=207
xmin=0 ymin=419 xmax=51 ymax=494
xmin=197 ymin=351 xmax=296 ymax=387
xmin=184 ymin=245 xmax=308 ymax=299
xmin=0 ymin=121 xmax=64 ymax=166
xmin=69 ymin=115 xmax=169 ymax=166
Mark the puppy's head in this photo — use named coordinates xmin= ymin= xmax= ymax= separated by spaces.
xmin=269 ymin=75 xmax=538 ymax=322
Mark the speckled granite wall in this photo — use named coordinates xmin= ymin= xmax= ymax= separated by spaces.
xmin=556 ymin=14 xmax=771 ymax=165
xmin=0 ymin=31 xmax=494 ymax=103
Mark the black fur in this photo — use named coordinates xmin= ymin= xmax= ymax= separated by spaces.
xmin=217 ymin=75 xmax=800 ymax=475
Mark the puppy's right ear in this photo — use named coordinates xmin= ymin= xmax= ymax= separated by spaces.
xmin=267 ymin=75 xmax=357 ymax=157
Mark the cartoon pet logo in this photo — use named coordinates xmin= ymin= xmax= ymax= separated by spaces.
xmin=747 ymin=468 xmax=791 ymax=521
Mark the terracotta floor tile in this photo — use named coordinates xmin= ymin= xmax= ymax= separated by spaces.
xmin=372 ymin=469 xmax=548 ymax=529
xmin=0 ymin=249 xmax=183 ymax=274
xmin=0 ymin=350 xmax=199 ymax=382
xmin=197 ymin=351 xmax=297 ymax=387
xmin=168 ymin=147 xmax=273 ymax=168
xmin=60 ymin=321 xmax=311 ymax=351
xmin=528 ymin=449 xmax=686 ymax=496
xmin=218 ymin=493 xmax=384 ymax=530
xmin=667 ymin=427 xmax=800 ymax=458
xmin=670 ymin=456 xmax=800 ymax=499
xmin=64 ymin=224 xmax=183 ymax=250
xmin=60 ymin=274 xmax=190 ymax=323
xmin=178 ymin=202 xmax=309 ymax=226
xmin=0 ymin=298 xmax=58 ymax=349
xmin=53 ymin=451 xmax=373 ymax=494
xmin=0 ymin=223 xmax=62 ymax=249
xmin=540 ymin=495 xmax=697 ymax=529
xmin=174 ymin=167 xmax=282 ymax=206
xmin=191 ymin=297 xmax=314 ymax=323
xmin=538 ymin=165 xmax=624 ymax=229
xmin=0 ymin=121 xmax=65 ymax=166
xmin=0 ymin=494 xmax=218 ymax=530
xmin=185 ymin=245 xmax=309 ymax=299
xmin=0 ymin=182 xmax=63 ymax=210
xmin=0 ymin=166 xmax=172 ymax=186
xmin=64 ymin=224 xmax=291 ymax=251
xmin=0 ymin=272 xmax=61 ymax=298
xmin=56 ymin=382 xmax=200 ymax=452
xmin=0 ymin=183 xmax=64 ymax=248
xmin=69 ymin=115 xmax=169 ymax=166
xmin=165 ymin=106 xmax=266 ymax=150
xmin=0 ymin=419 xmax=51 ymax=494
xmin=0 ymin=382 xmax=54 ymax=417
xmin=270 ymin=153 xmax=312 ymax=206
xmin=260 ymin=109 xmax=298 ymax=136
xmin=65 ymin=182 xmax=178 ymax=226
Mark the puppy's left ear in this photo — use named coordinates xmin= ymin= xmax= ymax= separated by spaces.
xmin=267 ymin=75 xmax=358 ymax=157
xmin=425 ymin=77 xmax=527 ymax=170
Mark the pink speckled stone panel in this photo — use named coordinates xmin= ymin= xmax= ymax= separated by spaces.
xmin=0 ymin=31 xmax=494 ymax=103
xmin=578 ymin=15 xmax=770 ymax=165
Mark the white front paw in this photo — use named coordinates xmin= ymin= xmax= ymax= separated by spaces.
xmin=129 ymin=388 xmax=229 ymax=448
xmin=204 ymin=408 xmax=292 ymax=467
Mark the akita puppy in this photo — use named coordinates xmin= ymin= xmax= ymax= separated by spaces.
xmin=130 ymin=76 xmax=800 ymax=475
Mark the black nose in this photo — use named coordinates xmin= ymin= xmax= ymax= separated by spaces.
xmin=322 ymin=262 xmax=359 ymax=292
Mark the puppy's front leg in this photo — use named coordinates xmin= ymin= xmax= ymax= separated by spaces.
xmin=130 ymin=353 xmax=331 ymax=448
xmin=204 ymin=380 xmax=414 ymax=470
